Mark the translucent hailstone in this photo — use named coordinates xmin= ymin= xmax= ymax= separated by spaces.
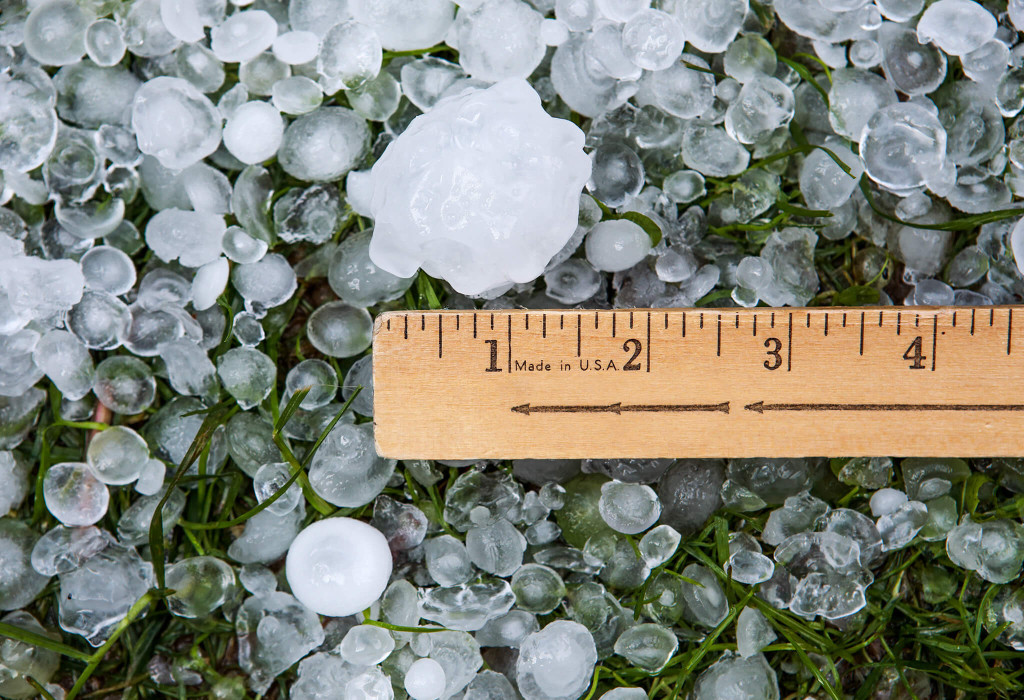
xmin=680 ymin=564 xmax=728 ymax=627
xmin=145 ymin=209 xmax=225 ymax=267
xmin=424 ymin=535 xmax=473 ymax=586
xmin=42 ymin=462 xmax=109 ymax=526
xmin=585 ymin=220 xmax=652 ymax=272
xmin=541 ymin=18 xmax=570 ymax=46
xmin=0 ymin=77 xmax=59 ymax=174
xmin=916 ymin=0 xmax=996 ymax=57
xmin=241 ymin=54 xmax=291 ymax=97
xmin=544 ymin=259 xmax=601 ymax=304
xmin=935 ymin=82 xmax=1004 ymax=167
xmin=511 ymin=564 xmax=566 ymax=614
xmin=0 ymin=452 xmax=30 ymax=514
xmin=166 ymin=556 xmax=236 ymax=618
xmin=681 ymin=121 xmax=750 ymax=177
xmin=87 ymin=426 xmax=149 ymax=485
xmin=827 ymin=68 xmax=897 ymax=142
xmin=80 ymin=246 xmax=136 ymax=295
xmin=348 ymin=70 xmax=402 ymax=122
xmin=328 ymin=229 xmax=415 ymax=306
xmin=276 ymin=184 xmax=343 ymax=245
xmin=598 ymin=481 xmax=660 ymax=534
xmin=341 ymin=354 xmax=374 ymax=417
xmin=272 ymin=31 xmax=320 ymax=65
xmin=135 ymin=459 xmax=166 ymax=495
xmin=879 ymin=23 xmax=947 ymax=97
xmin=736 ymin=607 xmax=775 ymax=658
xmin=692 ymin=653 xmax=778 ymax=700
xmin=235 ymin=592 xmax=325 ymax=693
xmin=600 ymin=690 xmax=647 ymax=700
xmin=620 ymin=9 xmax=685 ymax=72
xmin=84 ymin=19 xmax=126 ymax=66
xmin=222 ymin=226 xmax=268 ymax=264
xmin=271 ymin=77 xmax=324 ymax=115
xmin=0 ymin=520 xmax=49 ymax=611
xmin=613 ymin=623 xmax=678 ymax=673
xmin=859 ymin=103 xmax=947 ymax=191
xmin=368 ymin=79 xmax=589 ymax=295
xmin=317 ymin=20 xmax=382 ymax=92
xmin=67 ymin=291 xmax=129 ymax=351
xmin=228 ymin=503 xmax=305 ymax=565
xmin=211 ymin=10 xmax=278 ymax=63
xmin=231 ymin=253 xmax=297 ymax=309
xmin=350 ymin=0 xmax=455 ymax=52
xmin=585 ymin=23 xmax=642 ymax=81
xmin=190 ymin=257 xmax=229 ymax=312
xmin=307 ymin=302 xmax=374 ymax=358
xmin=724 ymin=76 xmax=795 ymax=144
xmin=340 ymin=625 xmax=395 ymax=666
xmin=277 ymin=107 xmax=370 ymax=182
xmin=176 ymin=44 xmax=226 ymax=94
xmin=449 ymin=0 xmax=545 ymax=82
xmin=32 ymin=330 xmax=95 ymax=401
xmin=516 ymin=621 xmax=597 ymax=700
xmin=285 ymin=518 xmax=393 ymax=616
xmin=131 ymin=77 xmax=222 ymax=170
xmin=0 ymin=611 xmax=61 ymax=697
xmin=671 ymin=0 xmax=747 ymax=53
xmin=405 ymin=658 xmax=446 ymax=700
xmin=724 ymin=35 xmax=777 ymax=83
xmin=946 ymin=516 xmax=1024 ymax=584
xmin=309 ymin=422 xmax=395 ymax=507
xmin=93 ymin=355 xmax=157 ymax=415
xmin=466 ymin=520 xmax=527 ymax=577
xmin=798 ymin=138 xmax=864 ymax=210
xmin=223 ymin=102 xmax=284 ymax=165
xmin=253 ymin=462 xmax=301 ymax=515
xmin=638 ymin=55 xmax=716 ymax=119
xmin=217 ymin=347 xmax=276 ymax=409
xmin=23 ymin=0 xmax=91 ymax=67
xmin=285 ymin=359 xmax=337 ymax=410
xmin=587 ymin=141 xmax=644 ymax=207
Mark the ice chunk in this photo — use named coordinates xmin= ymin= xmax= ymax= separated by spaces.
xmin=692 ymin=652 xmax=779 ymax=700
xmin=228 ymin=503 xmax=305 ymax=564
xmin=211 ymin=11 xmax=277 ymax=63
xmin=587 ymin=142 xmax=645 ymax=207
xmin=236 ymin=592 xmax=325 ymax=693
xmin=917 ymin=0 xmax=995 ymax=57
xmin=736 ymin=607 xmax=775 ymax=658
xmin=725 ymin=77 xmax=795 ymax=144
xmin=33 ymin=330 xmax=95 ymax=401
xmin=0 ymin=452 xmax=30 ymax=515
xmin=145 ymin=209 xmax=226 ymax=268
xmin=0 ymin=76 xmax=59 ymax=173
xmin=0 ymin=611 xmax=61 ymax=697
xmin=132 ymin=77 xmax=222 ymax=170
xmin=758 ymin=228 xmax=819 ymax=307
xmin=516 ymin=621 xmax=597 ymax=700
xmin=421 ymin=580 xmax=516 ymax=631
xmin=318 ymin=20 xmax=381 ymax=92
xmin=681 ymin=564 xmax=728 ymax=627
xmin=798 ymin=140 xmax=863 ymax=210
xmin=621 ymin=9 xmax=684 ymax=72
xmin=681 ymin=122 xmax=749 ymax=177
xmin=368 ymin=79 xmax=590 ymax=295
xmin=672 ymin=0 xmax=746 ymax=53
xmin=613 ymin=623 xmax=677 ymax=672
xmin=0 ymin=257 xmax=83 ymax=321
xmin=350 ymin=0 xmax=454 ymax=51
xmin=598 ymin=481 xmax=661 ymax=534
xmin=223 ymin=102 xmax=284 ymax=165
xmin=860 ymin=103 xmax=946 ymax=191
xmin=231 ymin=253 xmax=297 ymax=310
xmin=23 ymin=0 xmax=91 ymax=66
xmin=405 ymin=658 xmax=446 ymax=700
xmin=277 ymin=107 xmax=370 ymax=182
xmin=217 ymin=347 xmax=276 ymax=410
xmin=511 ymin=564 xmax=566 ymax=614
xmin=424 ymin=535 xmax=473 ymax=586
xmin=947 ymin=516 xmax=1024 ymax=584
xmin=828 ymin=68 xmax=896 ymax=141
xmin=638 ymin=55 xmax=716 ymax=119
xmin=466 ymin=519 xmax=526 ymax=576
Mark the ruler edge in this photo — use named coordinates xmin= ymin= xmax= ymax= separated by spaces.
xmin=371 ymin=304 xmax=1024 ymax=460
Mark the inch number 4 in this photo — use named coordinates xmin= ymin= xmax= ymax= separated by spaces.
xmin=903 ymin=336 xmax=926 ymax=369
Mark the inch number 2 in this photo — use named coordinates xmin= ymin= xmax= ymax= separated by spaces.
xmin=622 ymin=339 xmax=642 ymax=371
xmin=763 ymin=337 xmax=782 ymax=370
xmin=903 ymin=336 xmax=926 ymax=369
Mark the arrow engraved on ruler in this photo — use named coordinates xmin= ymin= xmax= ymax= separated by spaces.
xmin=745 ymin=401 xmax=1024 ymax=413
xmin=512 ymin=402 xmax=730 ymax=415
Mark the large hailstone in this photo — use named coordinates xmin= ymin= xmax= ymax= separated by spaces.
xmin=367 ymin=79 xmax=591 ymax=296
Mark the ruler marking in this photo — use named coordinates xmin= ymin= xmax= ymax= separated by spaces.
xmin=629 ymin=311 xmax=634 ymax=329
xmin=991 ymin=308 xmax=995 ymax=326
xmin=612 ymin=313 xmax=616 ymax=337
xmin=1009 ymin=309 xmax=1013 ymax=355
xmin=971 ymin=309 xmax=976 ymax=335
xmin=513 ymin=401 xmax=730 ymax=415
xmin=525 ymin=314 xmax=529 ymax=330
xmin=859 ymin=312 xmax=865 ymax=355
xmin=682 ymin=312 xmax=686 ymax=338
xmin=915 ymin=314 xmax=920 ymax=328
xmin=594 ymin=311 xmax=598 ymax=329
xmin=490 ymin=314 xmax=494 ymax=330
xmin=953 ymin=311 xmax=957 ymax=328
xmin=404 ymin=314 xmax=408 ymax=339
xmin=897 ymin=312 xmax=901 ymax=336
xmin=843 ymin=313 xmax=847 ymax=328
xmin=664 ymin=313 xmax=668 ymax=329
xmin=577 ymin=314 xmax=581 ymax=357
xmin=753 ymin=314 xmax=757 ymax=337
xmin=421 ymin=314 xmax=425 ymax=331
xmin=879 ymin=311 xmax=883 ymax=327
xmin=542 ymin=314 xmax=546 ymax=338
xmin=560 ymin=315 xmax=564 ymax=330
xmin=456 ymin=316 xmax=460 ymax=331
xmin=824 ymin=313 xmax=829 ymax=337
xmin=507 ymin=315 xmax=512 ymax=373
xmin=771 ymin=313 xmax=775 ymax=329
xmin=700 ymin=313 xmax=704 ymax=330
xmin=717 ymin=314 xmax=722 ymax=356
xmin=746 ymin=401 xmax=1024 ymax=413
xmin=438 ymin=315 xmax=443 ymax=358
xmin=387 ymin=318 xmax=391 ymax=331
xmin=931 ymin=315 xmax=937 ymax=372
xmin=646 ymin=312 xmax=651 ymax=372
xmin=787 ymin=313 xmax=793 ymax=372
xmin=806 ymin=313 xmax=810 ymax=328
xmin=473 ymin=313 xmax=477 ymax=338
xmin=735 ymin=313 xmax=739 ymax=329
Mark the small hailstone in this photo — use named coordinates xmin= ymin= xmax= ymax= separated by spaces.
xmin=339 ymin=625 xmax=395 ymax=666
xmin=191 ymin=257 xmax=230 ymax=311
xmin=285 ymin=517 xmax=393 ymax=616
xmin=621 ymin=9 xmax=685 ymax=71
xmin=405 ymin=658 xmax=446 ymax=700
xmin=87 ymin=426 xmax=150 ymax=486
xmin=869 ymin=488 xmax=909 ymax=517
xmin=42 ymin=462 xmax=110 ymax=527
xmin=223 ymin=102 xmax=284 ymax=165
xmin=135 ymin=459 xmax=166 ymax=495
xmin=23 ymin=0 xmax=91 ymax=66
xmin=277 ymin=107 xmax=370 ymax=182
xmin=132 ymin=78 xmax=222 ymax=170
xmin=916 ymin=0 xmax=996 ymax=57
xmin=598 ymin=481 xmax=661 ymax=534
xmin=585 ymin=220 xmax=652 ymax=272
xmin=272 ymin=31 xmax=320 ymax=64
xmin=736 ymin=607 xmax=776 ymax=658
xmin=211 ymin=10 xmax=278 ymax=63
xmin=367 ymin=78 xmax=591 ymax=296
xmin=541 ymin=19 xmax=569 ymax=46
xmin=517 ymin=621 xmax=597 ymax=700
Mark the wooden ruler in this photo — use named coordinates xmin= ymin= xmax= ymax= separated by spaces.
xmin=372 ymin=306 xmax=1024 ymax=458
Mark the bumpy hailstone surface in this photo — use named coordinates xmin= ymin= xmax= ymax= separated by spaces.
xmin=285 ymin=517 xmax=393 ymax=616
xmin=367 ymin=78 xmax=591 ymax=295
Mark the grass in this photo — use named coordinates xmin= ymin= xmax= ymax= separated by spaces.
xmin=4 ymin=33 xmax=1024 ymax=700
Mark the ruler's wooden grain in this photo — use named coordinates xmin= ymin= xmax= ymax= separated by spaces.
xmin=372 ymin=307 xmax=1024 ymax=458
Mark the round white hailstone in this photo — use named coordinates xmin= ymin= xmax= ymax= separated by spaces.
xmin=211 ymin=10 xmax=278 ymax=63
xmin=585 ymin=220 xmax=652 ymax=272
xmin=272 ymin=31 xmax=320 ymax=64
xmin=277 ymin=107 xmax=370 ymax=182
xmin=223 ymin=101 xmax=284 ymax=164
xmin=404 ymin=658 xmax=447 ymax=700
xmin=23 ymin=0 xmax=92 ymax=67
xmin=191 ymin=256 xmax=230 ymax=310
xmin=285 ymin=518 xmax=393 ymax=616
xmin=367 ymin=79 xmax=591 ymax=296
xmin=540 ymin=18 xmax=570 ymax=46
xmin=131 ymin=77 xmax=222 ymax=170
xmin=350 ymin=0 xmax=456 ymax=52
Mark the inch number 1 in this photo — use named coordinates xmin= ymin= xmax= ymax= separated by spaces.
xmin=484 ymin=339 xmax=501 ymax=372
